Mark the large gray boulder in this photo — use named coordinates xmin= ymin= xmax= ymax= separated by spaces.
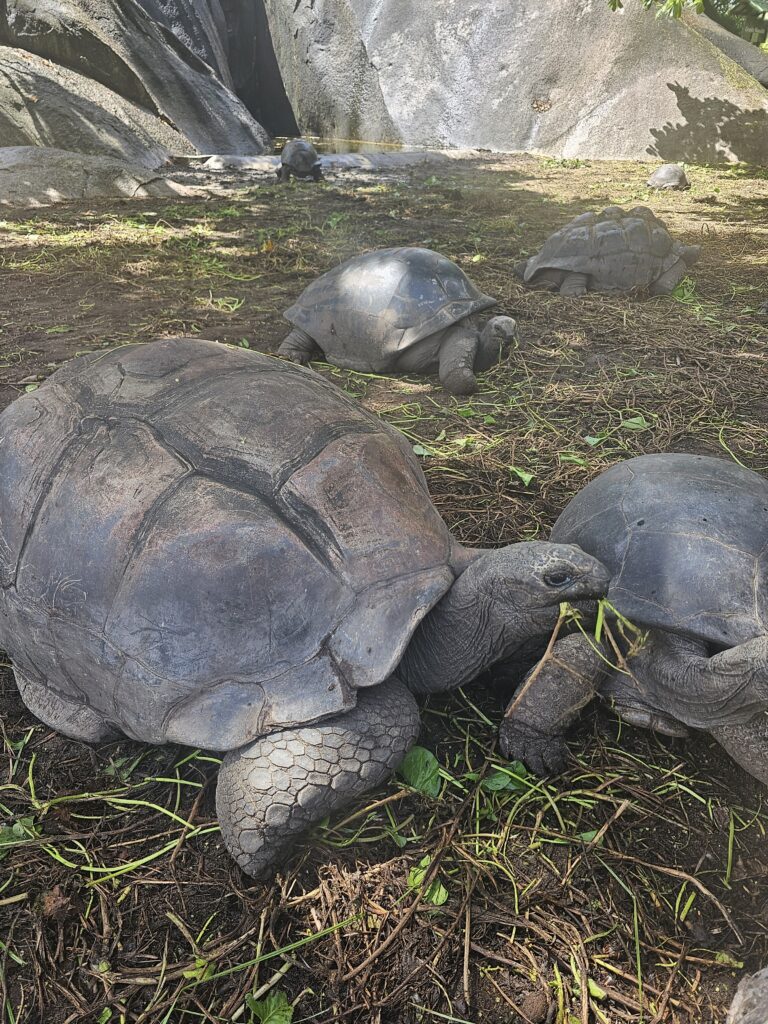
xmin=683 ymin=10 xmax=768 ymax=88
xmin=133 ymin=0 xmax=233 ymax=87
xmin=263 ymin=0 xmax=768 ymax=162
xmin=262 ymin=0 xmax=398 ymax=142
xmin=0 ymin=46 xmax=189 ymax=167
xmin=726 ymin=968 xmax=768 ymax=1024
xmin=0 ymin=147 xmax=198 ymax=206
xmin=0 ymin=0 xmax=269 ymax=155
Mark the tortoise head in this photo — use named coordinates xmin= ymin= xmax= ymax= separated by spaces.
xmin=482 ymin=542 xmax=611 ymax=614
xmin=476 ymin=315 xmax=520 ymax=369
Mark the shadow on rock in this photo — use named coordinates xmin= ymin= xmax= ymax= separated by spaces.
xmin=649 ymin=83 xmax=768 ymax=165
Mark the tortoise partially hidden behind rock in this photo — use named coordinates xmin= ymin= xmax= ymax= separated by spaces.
xmin=279 ymin=246 xmax=518 ymax=394
xmin=0 ymin=337 xmax=609 ymax=877
xmin=514 ymin=206 xmax=700 ymax=296
xmin=499 ymin=453 xmax=768 ymax=784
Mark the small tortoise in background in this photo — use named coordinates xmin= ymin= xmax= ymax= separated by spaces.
xmin=0 ymin=337 xmax=609 ymax=877
xmin=500 ymin=453 xmax=768 ymax=784
xmin=514 ymin=206 xmax=700 ymax=296
xmin=647 ymin=163 xmax=690 ymax=190
xmin=279 ymin=246 xmax=518 ymax=394
xmin=278 ymin=139 xmax=322 ymax=182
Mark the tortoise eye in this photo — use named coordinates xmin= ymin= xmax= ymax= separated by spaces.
xmin=544 ymin=571 xmax=573 ymax=588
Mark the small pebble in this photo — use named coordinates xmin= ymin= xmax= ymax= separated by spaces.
xmin=519 ymin=989 xmax=549 ymax=1023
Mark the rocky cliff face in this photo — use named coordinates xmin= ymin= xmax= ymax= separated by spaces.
xmin=0 ymin=0 xmax=270 ymax=164
xmin=264 ymin=0 xmax=768 ymax=162
xmin=0 ymin=0 xmax=765 ymax=168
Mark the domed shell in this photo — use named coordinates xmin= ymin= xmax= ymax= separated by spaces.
xmin=281 ymin=139 xmax=320 ymax=175
xmin=283 ymin=247 xmax=497 ymax=372
xmin=0 ymin=339 xmax=454 ymax=750
xmin=647 ymin=164 xmax=689 ymax=190
xmin=551 ymin=453 xmax=768 ymax=647
xmin=523 ymin=206 xmax=679 ymax=292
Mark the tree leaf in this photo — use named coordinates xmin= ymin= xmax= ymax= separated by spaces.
xmin=425 ymin=879 xmax=449 ymax=905
xmin=620 ymin=415 xmax=649 ymax=431
xmin=482 ymin=763 xmax=529 ymax=792
xmin=398 ymin=746 xmax=441 ymax=798
xmin=245 ymin=990 xmax=294 ymax=1024
xmin=509 ymin=466 xmax=535 ymax=486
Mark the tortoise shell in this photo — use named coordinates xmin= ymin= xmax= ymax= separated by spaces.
xmin=281 ymin=139 xmax=321 ymax=176
xmin=0 ymin=338 xmax=454 ymax=749
xmin=551 ymin=453 xmax=768 ymax=647
xmin=283 ymin=247 xmax=497 ymax=372
xmin=523 ymin=206 xmax=683 ymax=292
xmin=647 ymin=164 xmax=689 ymax=190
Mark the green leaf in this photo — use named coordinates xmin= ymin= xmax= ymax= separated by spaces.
xmin=397 ymin=746 xmax=441 ymax=798
xmin=483 ymin=415 xmax=497 ymax=426
xmin=470 ymin=253 xmax=486 ymax=263
xmin=407 ymin=855 xmax=448 ymax=904
xmin=412 ymin=444 xmax=432 ymax=457
xmin=483 ymin=762 xmax=529 ymax=792
xmin=97 ymin=1010 xmax=112 ymax=1024
xmin=620 ymin=415 xmax=649 ymax=431
xmin=182 ymin=957 xmax=214 ymax=981
xmin=578 ymin=829 xmax=602 ymax=845
xmin=245 ymin=990 xmax=294 ymax=1024
xmin=584 ymin=434 xmax=604 ymax=446
xmin=714 ymin=951 xmax=744 ymax=968
xmin=238 ymin=338 xmax=251 ymax=348
xmin=425 ymin=879 xmax=449 ymax=905
xmin=24 ymin=383 xmax=39 ymax=392
xmin=587 ymin=978 xmax=607 ymax=1000
xmin=509 ymin=466 xmax=535 ymax=486
xmin=456 ymin=406 xmax=475 ymax=418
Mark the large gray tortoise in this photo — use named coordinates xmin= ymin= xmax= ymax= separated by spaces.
xmin=0 ymin=337 xmax=609 ymax=878
xmin=514 ymin=206 xmax=700 ymax=296
xmin=499 ymin=453 xmax=768 ymax=784
xmin=278 ymin=247 xmax=518 ymax=395
xmin=647 ymin=163 xmax=690 ymax=190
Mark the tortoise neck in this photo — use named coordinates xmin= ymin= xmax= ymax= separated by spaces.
xmin=397 ymin=554 xmax=523 ymax=694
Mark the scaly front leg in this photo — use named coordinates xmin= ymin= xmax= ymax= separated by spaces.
xmin=216 ymin=678 xmax=419 ymax=877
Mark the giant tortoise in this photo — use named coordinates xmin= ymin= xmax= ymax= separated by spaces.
xmin=278 ymin=247 xmax=518 ymax=395
xmin=647 ymin=163 xmax=690 ymax=190
xmin=278 ymin=139 xmax=322 ymax=182
xmin=500 ymin=453 xmax=768 ymax=784
xmin=514 ymin=206 xmax=700 ymax=296
xmin=0 ymin=337 xmax=609 ymax=877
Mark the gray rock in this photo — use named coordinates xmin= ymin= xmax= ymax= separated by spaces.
xmin=262 ymin=0 xmax=399 ymax=143
xmin=0 ymin=46 xmax=188 ymax=167
xmin=0 ymin=0 xmax=270 ymax=155
xmin=263 ymin=0 xmax=768 ymax=162
xmin=684 ymin=11 xmax=768 ymax=89
xmin=133 ymin=0 xmax=232 ymax=86
xmin=0 ymin=147 xmax=198 ymax=206
xmin=726 ymin=968 xmax=768 ymax=1024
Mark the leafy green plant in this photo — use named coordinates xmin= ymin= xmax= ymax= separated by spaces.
xmin=397 ymin=746 xmax=441 ymax=797
xmin=245 ymin=990 xmax=294 ymax=1024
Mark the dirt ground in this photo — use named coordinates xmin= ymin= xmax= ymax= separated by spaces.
xmin=0 ymin=154 xmax=767 ymax=1024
